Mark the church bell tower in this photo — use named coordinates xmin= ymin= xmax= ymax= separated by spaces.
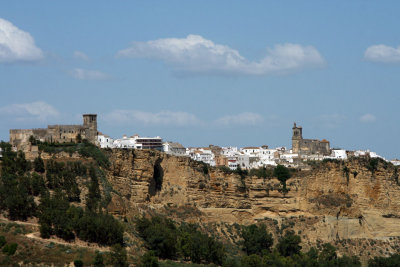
xmin=292 ymin=122 xmax=302 ymax=153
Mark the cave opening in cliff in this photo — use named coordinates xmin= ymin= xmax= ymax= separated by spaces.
xmin=149 ymin=158 xmax=164 ymax=197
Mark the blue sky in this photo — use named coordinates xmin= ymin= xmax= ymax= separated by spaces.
xmin=0 ymin=1 xmax=399 ymax=159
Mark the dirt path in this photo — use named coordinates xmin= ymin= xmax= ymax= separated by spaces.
xmin=25 ymin=232 xmax=110 ymax=252
xmin=0 ymin=216 xmax=109 ymax=252
xmin=0 ymin=216 xmax=39 ymax=227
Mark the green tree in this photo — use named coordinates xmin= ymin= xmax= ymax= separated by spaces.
xmin=277 ymin=230 xmax=302 ymax=257
xmin=86 ymin=166 xmax=101 ymax=212
xmin=110 ymin=244 xmax=128 ymax=267
xmin=73 ymin=259 xmax=83 ymax=267
xmin=274 ymin=165 xmax=291 ymax=195
xmin=240 ymin=224 xmax=273 ymax=256
xmin=319 ymin=243 xmax=337 ymax=263
xmin=93 ymin=251 xmax=105 ymax=267
xmin=0 ymin=173 xmax=36 ymax=220
xmin=240 ymin=254 xmax=265 ymax=267
xmin=136 ymin=216 xmax=178 ymax=259
xmin=368 ymin=254 xmax=400 ymax=267
xmin=367 ymin=158 xmax=379 ymax=174
xmin=0 ymin=236 xmax=6 ymax=248
xmin=140 ymin=250 xmax=159 ymax=267
xmin=337 ymin=255 xmax=361 ymax=267
xmin=34 ymin=156 xmax=45 ymax=173
xmin=2 ymin=243 xmax=17 ymax=255
xmin=31 ymin=173 xmax=46 ymax=196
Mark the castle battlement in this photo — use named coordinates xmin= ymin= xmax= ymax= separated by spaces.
xmin=10 ymin=114 xmax=98 ymax=150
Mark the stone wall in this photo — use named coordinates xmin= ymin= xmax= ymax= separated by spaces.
xmin=292 ymin=123 xmax=330 ymax=155
xmin=9 ymin=114 xmax=98 ymax=150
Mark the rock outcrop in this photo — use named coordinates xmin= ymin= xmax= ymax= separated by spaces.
xmin=105 ymin=149 xmax=400 ymax=261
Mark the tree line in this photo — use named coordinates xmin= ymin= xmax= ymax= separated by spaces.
xmin=137 ymin=217 xmax=363 ymax=267
xmin=0 ymin=141 xmax=123 ymax=246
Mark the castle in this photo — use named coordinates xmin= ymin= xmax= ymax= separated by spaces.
xmin=291 ymin=123 xmax=330 ymax=156
xmin=10 ymin=114 xmax=98 ymax=150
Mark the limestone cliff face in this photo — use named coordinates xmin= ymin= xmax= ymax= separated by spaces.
xmin=106 ymin=150 xmax=399 ymax=234
xmin=105 ymin=150 xmax=400 ymax=260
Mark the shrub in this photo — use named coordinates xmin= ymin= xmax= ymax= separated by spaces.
xmin=93 ymin=251 xmax=105 ymax=267
xmin=34 ymin=156 xmax=45 ymax=173
xmin=0 ymin=236 xmax=5 ymax=247
xmin=74 ymin=259 xmax=84 ymax=267
xmin=135 ymin=216 xmax=225 ymax=265
xmin=140 ymin=250 xmax=159 ymax=267
xmin=277 ymin=230 xmax=302 ymax=257
xmin=274 ymin=165 xmax=291 ymax=195
xmin=2 ymin=243 xmax=18 ymax=255
xmin=110 ymin=244 xmax=128 ymax=267
xmin=240 ymin=224 xmax=273 ymax=256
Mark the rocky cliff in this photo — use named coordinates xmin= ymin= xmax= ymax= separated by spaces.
xmin=104 ymin=149 xmax=400 ymax=262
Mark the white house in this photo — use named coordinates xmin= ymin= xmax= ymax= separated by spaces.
xmin=352 ymin=150 xmax=386 ymax=161
xmin=187 ymin=147 xmax=216 ymax=166
xmin=113 ymin=134 xmax=163 ymax=150
xmin=391 ymin=159 xmax=400 ymax=166
xmin=221 ymin=146 xmax=239 ymax=157
xmin=324 ymin=149 xmax=347 ymax=160
xmin=163 ymin=142 xmax=186 ymax=156
xmin=97 ymin=134 xmax=114 ymax=148
xmin=227 ymin=156 xmax=238 ymax=170
xmin=237 ymin=154 xmax=250 ymax=169
xmin=241 ymin=147 xmax=261 ymax=155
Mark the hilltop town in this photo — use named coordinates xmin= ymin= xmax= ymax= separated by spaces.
xmin=5 ymin=114 xmax=399 ymax=169
xmin=2 ymin=113 xmax=400 ymax=266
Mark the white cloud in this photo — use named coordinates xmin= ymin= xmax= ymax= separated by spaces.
xmin=0 ymin=101 xmax=59 ymax=121
xmin=105 ymin=110 xmax=201 ymax=126
xmin=214 ymin=112 xmax=263 ymax=126
xmin=117 ymin=34 xmax=324 ymax=75
xmin=360 ymin=113 xmax=376 ymax=123
xmin=71 ymin=68 xmax=110 ymax=80
xmin=364 ymin=44 xmax=400 ymax=63
xmin=0 ymin=18 xmax=43 ymax=63
xmin=73 ymin=51 xmax=89 ymax=61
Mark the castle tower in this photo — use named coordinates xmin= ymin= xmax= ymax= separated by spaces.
xmin=83 ymin=114 xmax=97 ymax=143
xmin=292 ymin=122 xmax=302 ymax=154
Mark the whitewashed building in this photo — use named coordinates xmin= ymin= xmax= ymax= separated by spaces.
xmin=97 ymin=134 xmax=114 ymax=148
xmin=227 ymin=156 xmax=238 ymax=170
xmin=324 ymin=149 xmax=347 ymax=160
xmin=113 ymin=134 xmax=163 ymax=150
xmin=391 ymin=159 xmax=400 ymax=166
xmin=187 ymin=147 xmax=216 ymax=166
xmin=241 ymin=147 xmax=261 ymax=155
xmin=221 ymin=146 xmax=239 ymax=157
xmin=237 ymin=154 xmax=250 ymax=169
xmin=163 ymin=142 xmax=186 ymax=156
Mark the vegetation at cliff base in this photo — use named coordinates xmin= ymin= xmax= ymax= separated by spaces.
xmin=0 ymin=141 xmax=122 ymax=247
xmin=134 ymin=216 xmax=363 ymax=267
xmin=369 ymin=254 xmax=400 ymax=267
xmin=135 ymin=216 xmax=225 ymax=265
xmin=240 ymin=224 xmax=273 ymax=256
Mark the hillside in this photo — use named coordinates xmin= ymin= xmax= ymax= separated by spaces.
xmin=105 ymin=149 xmax=400 ymax=263
xmin=0 ymin=142 xmax=400 ymax=266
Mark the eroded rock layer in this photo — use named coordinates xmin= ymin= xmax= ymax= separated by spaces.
xmin=104 ymin=149 xmax=400 ymax=261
